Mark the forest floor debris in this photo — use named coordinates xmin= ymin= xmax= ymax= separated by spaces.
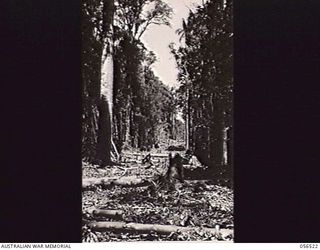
xmin=82 ymin=158 xmax=233 ymax=242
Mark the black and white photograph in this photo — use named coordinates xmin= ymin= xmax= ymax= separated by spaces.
xmin=82 ymin=0 xmax=233 ymax=242
xmin=3 ymin=0 xmax=320 ymax=245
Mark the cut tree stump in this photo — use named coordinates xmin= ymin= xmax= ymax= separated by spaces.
xmin=85 ymin=221 xmax=233 ymax=239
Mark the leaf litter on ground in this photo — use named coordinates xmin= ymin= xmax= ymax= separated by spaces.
xmin=82 ymin=159 xmax=233 ymax=242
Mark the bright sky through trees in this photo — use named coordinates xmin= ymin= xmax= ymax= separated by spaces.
xmin=141 ymin=0 xmax=204 ymax=88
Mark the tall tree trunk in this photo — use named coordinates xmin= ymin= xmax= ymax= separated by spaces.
xmin=95 ymin=96 xmax=112 ymax=165
xmin=101 ymin=38 xmax=114 ymax=119
xmin=212 ymin=98 xmax=224 ymax=167
xmin=96 ymin=0 xmax=114 ymax=166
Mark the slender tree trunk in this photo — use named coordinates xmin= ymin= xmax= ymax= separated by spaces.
xmin=123 ymin=104 xmax=131 ymax=149
xmin=185 ymin=88 xmax=190 ymax=151
xmin=172 ymin=113 xmax=176 ymax=140
xmin=222 ymin=118 xmax=228 ymax=166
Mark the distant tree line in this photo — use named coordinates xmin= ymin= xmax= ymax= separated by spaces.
xmin=171 ymin=0 xmax=233 ymax=168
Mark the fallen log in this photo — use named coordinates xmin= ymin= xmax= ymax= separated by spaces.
xmin=82 ymin=176 xmax=154 ymax=190
xmin=82 ymin=176 xmax=221 ymax=190
xmin=85 ymin=221 xmax=233 ymax=239
xmin=123 ymin=152 xmax=169 ymax=158
xmin=91 ymin=209 xmax=124 ymax=220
